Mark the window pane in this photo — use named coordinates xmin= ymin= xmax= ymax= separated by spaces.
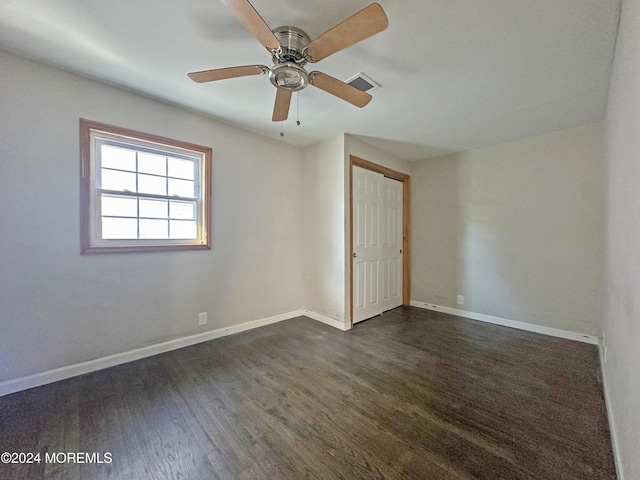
xmin=140 ymin=198 xmax=168 ymax=219
xmin=139 ymin=219 xmax=168 ymax=239
xmin=101 ymin=169 xmax=136 ymax=192
xmin=170 ymin=220 xmax=197 ymax=239
xmin=138 ymin=173 xmax=166 ymax=195
xmin=102 ymin=217 xmax=138 ymax=239
xmin=101 ymin=145 xmax=136 ymax=171
xmin=168 ymin=157 xmax=195 ymax=180
xmin=102 ymin=194 xmax=137 ymax=217
xmin=170 ymin=201 xmax=196 ymax=220
xmin=138 ymin=152 xmax=166 ymax=176
xmin=168 ymin=178 xmax=194 ymax=198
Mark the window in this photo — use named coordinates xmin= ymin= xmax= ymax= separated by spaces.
xmin=80 ymin=119 xmax=212 ymax=253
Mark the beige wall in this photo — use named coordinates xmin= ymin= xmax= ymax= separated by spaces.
xmin=0 ymin=51 xmax=304 ymax=382
xmin=344 ymin=135 xmax=412 ymax=176
xmin=411 ymin=123 xmax=604 ymax=335
xmin=602 ymin=0 xmax=640 ymax=476
xmin=301 ymin=135 xmax=346 ymax=323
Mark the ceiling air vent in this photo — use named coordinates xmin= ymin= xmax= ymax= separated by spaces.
xmin=346 ymin=72 xmax=380 ymax=92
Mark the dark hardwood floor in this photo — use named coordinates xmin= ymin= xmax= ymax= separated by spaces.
xmin=0 ymin=307 xmax=616 ymax=479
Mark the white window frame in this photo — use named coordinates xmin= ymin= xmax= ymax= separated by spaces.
xmin=80 ymin=119 xmax=212 ymax=253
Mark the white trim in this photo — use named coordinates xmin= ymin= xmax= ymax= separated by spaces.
xmin=598 ymin=338 xmax=624 ymax=479
xmin=0 ymin=309 xmax=305 ymax=397
xmin=410 ymin=300 xmax=598 ymax=344
xmin=303 ymin=309 xmax=351 ymax=331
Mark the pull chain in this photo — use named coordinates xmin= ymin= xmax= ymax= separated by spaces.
xmin=296 ymin=92 xmax=301 ymax=126
xmin=280 ymin=120 xmax=284 ymax=137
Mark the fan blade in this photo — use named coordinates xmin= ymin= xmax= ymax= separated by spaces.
xmin=309 ymin=71 xmax=372 ymax=108
xmin=304 ymin=3 xmax=388 ymax=62
xmin=272 ymin=89 xmax=292 ymax=122
xmin=188 ymin=65 xmax=268 ymax=83
xmin=220 ymin=0 xmax=281 ymax=51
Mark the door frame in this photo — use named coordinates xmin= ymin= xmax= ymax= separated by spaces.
xmin=349 ymin=155 xmax=411 ymax=326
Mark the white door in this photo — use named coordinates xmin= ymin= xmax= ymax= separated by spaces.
xmin=381 ymin=176 xmax=403 ymax=312
xmin=352 ymin=166 xmax=403 ymax=324
xmin=353 ymin=166 xmax=383 ymax=323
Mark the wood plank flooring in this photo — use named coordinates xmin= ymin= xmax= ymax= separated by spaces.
xmin=0 ymin=307 xmax=616 ymax=479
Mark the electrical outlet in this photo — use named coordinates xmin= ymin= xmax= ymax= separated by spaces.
xmin=198 ymin=312 xmax=208 ymax=326
xmin=456 ymin=295 xmax=464 ymax=305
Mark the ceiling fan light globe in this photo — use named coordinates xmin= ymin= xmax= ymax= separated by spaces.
xmin=268 ymin=62 xmax=309 ymax=91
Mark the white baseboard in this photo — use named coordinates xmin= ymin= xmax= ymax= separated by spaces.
xmin=410 ymin=300 xmax=598 ymax=345
xmin=303 ymin=309 xmax=351 ymax=331
xmin=0 ymin=309 xmax=305 ymax=398
xmin=598 ymin=338 xmax=624 ymax=480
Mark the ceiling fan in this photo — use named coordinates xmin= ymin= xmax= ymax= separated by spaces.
xmin=188 ymin=0 xmax=388 ymax=122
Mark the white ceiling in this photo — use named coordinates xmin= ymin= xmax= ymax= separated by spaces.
xmin=0 ymin=0 xmax=621 ymax=160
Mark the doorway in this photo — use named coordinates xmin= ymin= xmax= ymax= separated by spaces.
xmin=349 ymin=156 xmax=410 ymax=325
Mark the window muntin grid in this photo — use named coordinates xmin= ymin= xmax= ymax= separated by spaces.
xmin=95 ymin=139 xmax=200 ymax=241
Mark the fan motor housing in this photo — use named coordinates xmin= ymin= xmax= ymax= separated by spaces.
xmin=272 ymin=26 xmax=310 ymax=65
xmin=269 ymin=26 xmax=312 ymax=91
